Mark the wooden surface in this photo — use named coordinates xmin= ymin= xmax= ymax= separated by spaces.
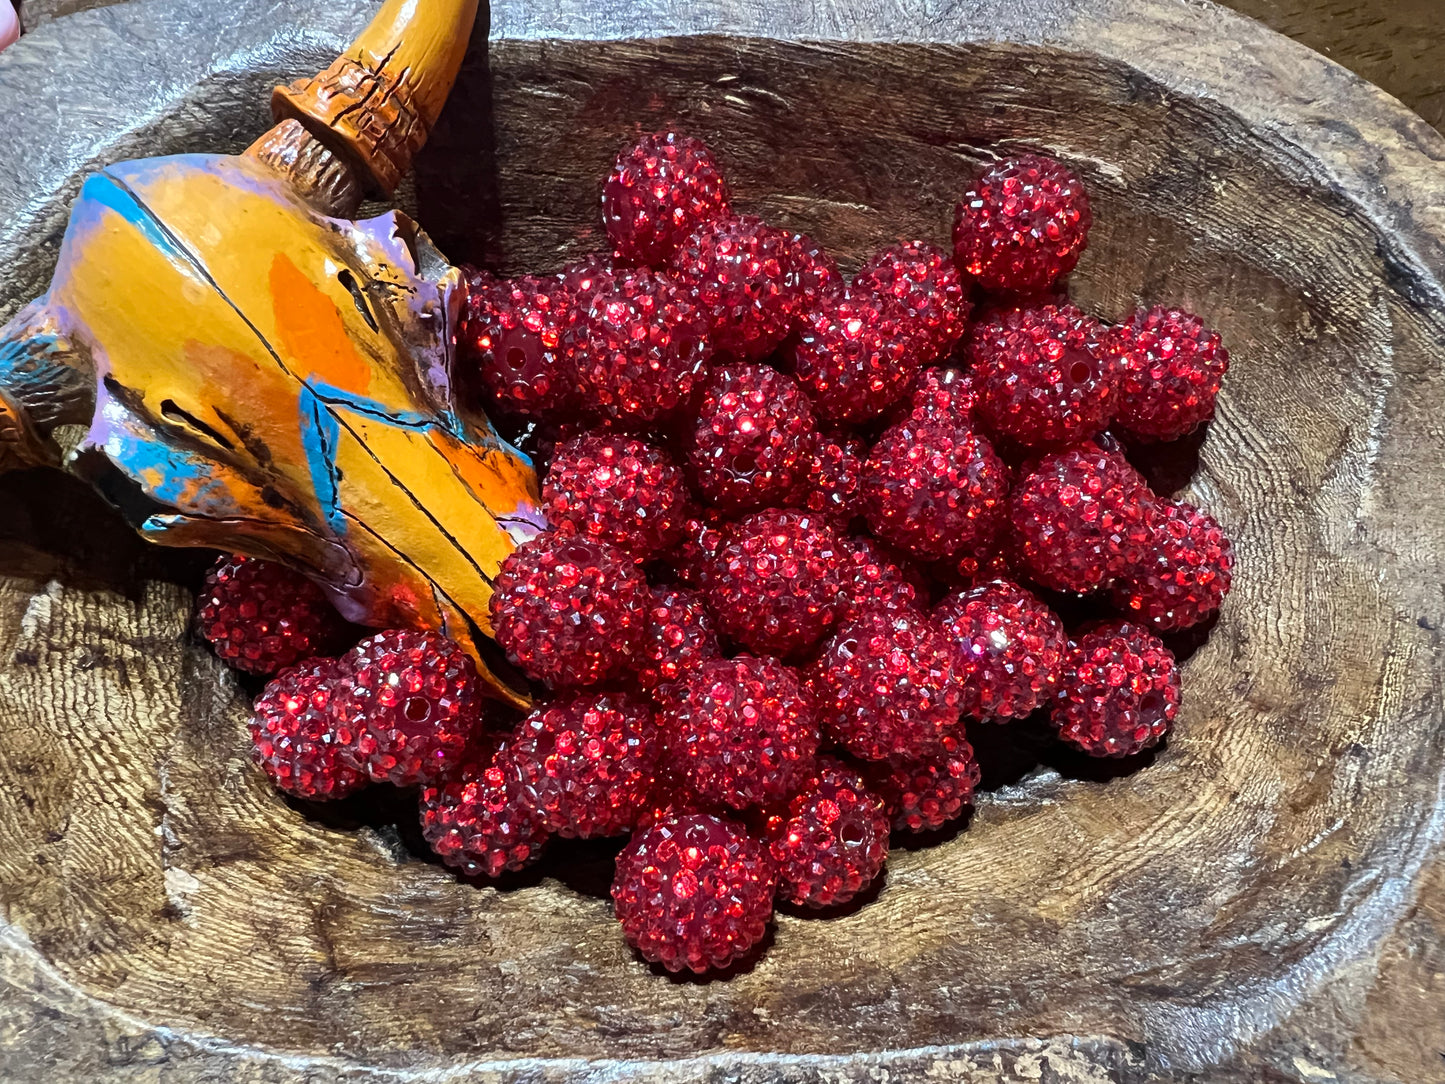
xmin=15 ymin=0 xmax=1445 ymax=138
xmin=2 ymin=0 xmax=1445 ymax=1082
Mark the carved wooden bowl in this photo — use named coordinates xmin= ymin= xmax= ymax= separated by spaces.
xmin=2 ymin=0 xmax=1444 ymax=1080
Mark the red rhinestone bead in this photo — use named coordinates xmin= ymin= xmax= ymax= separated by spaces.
xmin=952 ymin=153 xmax=1092 ymax=294
xmin=660 ymin=655 xmax=820 ymax=811
xmin=636 ymin=587 xmax=723 ymax=693
xmin=543 ymin=433 xmax=691 ymax=561
xmin=333 ymin=630 xmax=485 ymax=786
xmin=420 ymin=746 xmax=550 ymax=878
xmin=807 ymin=608 xmax=963 ymax=762
xmin=611 ymin=813 xmax=777 ymax=973
xmin=1114 ymin=306 xmax=1231 ymax=441
xmin=500 ymin=690 xmax=661 ymax=838
xmin=248 ymin=657 xmax=366 ymax=800
xmin=801 ymin=433 xmax=866 ymax=523
xmin=196 ymin=555 xmax=346 ymax=675
xmin=862 ymin=417 xmax=1011 ymax=560
xmin=786 ymin=231 xmax=844 ymax=314
xmin=688 ymin=362 xmax=818 ymax=514
xmin=868 ymin=737 xmax=982 ymax=832
xmin=671 ymin=215 xmax=805 ymax=360
xmin=791 ymin=287 xmax=927 ymax=424
xmin=602 ymin=131 xmax=732 ymax=267
xmin=764 ymin=758 xmax=890 ymax=908
xmin=854 ymin=240 xmax=970 ymax=362
xmin=1110 ymin=499 xmax=1234 ymax=630
xmin=576 ymin=269 xmax=712 ymax=425
xmin=1054 ymin=621 xmax=1181 ymax=757
xmin=667 ymin=510 xmax=729 ymax=591
xmin=490 ymin=532 xmax=649 ymax=688
xmin=836 ymin=534 xmax=927 ymax=620
xmin=935 ymin=579 xmax=1067 ymax=721
xmin=634 ymin=768 xmax=715 ymax=831
xmin=705 ymin=509 xmax=847 ymax=657
xmin=1009 ymin=441 xmax=1159 ymax=594
xmin=902 ymin=366 xmax=980 ymax=426
xmin=459 ymin=270 xmax=581 ymax=420
xmin=967 ymin=303 xmax=1122 ymax=448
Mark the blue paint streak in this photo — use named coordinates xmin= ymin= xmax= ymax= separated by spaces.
xmin=308 ymin=381 xmax=436 ymax=430
xmin=298 ymin=387 xmax=345 ymax=534
xmin=76 ymin=173 xmax=188 ymax=264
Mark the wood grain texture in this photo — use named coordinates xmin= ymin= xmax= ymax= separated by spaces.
xmin=1 ymin=0 xmax=1444 ymax=1081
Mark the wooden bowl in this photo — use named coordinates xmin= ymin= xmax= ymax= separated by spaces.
xmin=2 ymin=0 xmax=1444 ymax=1080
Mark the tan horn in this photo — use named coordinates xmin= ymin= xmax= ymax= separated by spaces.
xmin=268 ymin=0 xmax=480 ymax=201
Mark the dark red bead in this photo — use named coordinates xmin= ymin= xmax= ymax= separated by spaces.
xmin=660 ymin=655 xmax=820 ymax=811
xmin=576 ymin=269 xmax=712 ymax=425
xmin=952 ymin=154 xmax=1092 ymax=294
xmin=791 ymin=287 xmax=927 ymax=424
xmin=902 ymin=366 xmax=980 ymax=426
xmin=836 ymin=534 xmax=927 ymax=620
xmin=800 ymin=433 xmax=866 ymax=523
xmin=490 ymin=533 xmax=649 ymax=688
xmin=764 ymin=758 xmax=890 ymax=908
xmin=1110 ymin=499 xmax=1234 ymax=630
xmin=248 ymin=657 xmax=366 ymax=800
xmin=862 ymin=417 xmax=1011 ymax=560
xmin=602 ymin=132 xmax=731 ymax=267
xmin=636 ymin=587 xmax=723 ymax=693
xmin=1113 ymin=306 xmax=1231 ymax=441
xmin=333 ymin=630 xmax=485 ymax=786
xmin=500 ymin=690 xmax=661 ymax=838
xmin=935 ymin=579 xmax=1067 ymax=721
xmin=705 ymin=509 xmax=847 ymax=657
xmin=1054 ymin=621 xmax=1181 ymax=757
xmin=867 ymin=737 xmax=982 ymax=832
xmin=1009 ymin=441 xmax=1158 ymax=594
xmin=196 ymin=555 xmax=347 ymax=675
xmin=671 ymin=215 xmax=806 ymax=361
xmin=543 ymin=433 xmax=691 ymax=560
xmin=420 ymin=746 xmax=549 ymax=878
xmin=968 ymin=303 xmax=1122 ymax=448
xmin=854 ymin=240 xmax=970 ymax=362
xmin=612 ymin=813 xmax=776 ymax=973
xmin=688 ymin=362 xmax=818 ymax=514
xmin=459 ymin=270 xmax=581 ymax=420
xmin=807 ymin=608 xmax=963 ymax=762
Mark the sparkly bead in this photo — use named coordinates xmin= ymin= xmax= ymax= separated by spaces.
xmin=611 ymin=813 xmax=776 ymax=973
xmin=854 ymin=240 xmax=970 ymax=362
xmin=867 ymin=737 xmax=982 ymax=832
xmin=602 ymin=131 xmax=731 ymax=267
xmin=332 ymin=630 xmax=485 ymax=786
xmin=935 ymin=579 xmax=1067 ymax=721
xmin=660 ymin=655 xmax=820 ymax=811
xmin=247 ymin=658 xmax=366 ymax=800
xmin=196 ymin=554 xmax=347 ymax=675
xmin=763 ymin=758 xmax=890 ymax=908
xmin=420 ymin=746 xmax=549 ymax=878
xmin=1109 ymin=499 xmax=1234 ymax=630
xmin=458 ymin=269 xmax=581 ymax=420
xmin=636 ymin=587 xmax=723 ymax=693
xmin=952 ymin=154 xmax=1092 ymax=294
xmin=543 ymin=433 xmax=691 ymax=560
xmin=1113 ymin=306 xmax=1231 ymax=441
xmin=1054 ymin=621 xmax=1181 ymax=757
xmin=705 ymin=509 xmax=847 ymax=657
xmin=791 ymin=287 xmax=927 ymax=424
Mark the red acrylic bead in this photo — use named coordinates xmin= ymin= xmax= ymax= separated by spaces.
xmin=248 ymin=657 xmax=366 ymax=800
xmin=952 ymin=154 xmax=1092 ymax=294
xmin=500 ymin=690 xmax=661 ymax=838
xmin=331 ymin=629 xmax=485 ymax=786
xmin=868 ymin=737 xmax=982 ymax=833
xmin=935 ymin=579 xmax=1067 ymax=721
xmin=490 ymin=532 xmax=649 ymax=688
xmin=854 ymin=240 xmax=970 ymax=362
xmin=420 ymin=747 xmax=550 ymax=878
xmin=459 ymin=270 xmax=581 ymax=420
xmin=660 ymin=655 xmax=820 ymax=811
xmin=705 ymin=509 xmax=847 ymax=657
xmin=636 ymin=586 xmax=723 ymax=693
xmin=764 ymin=758 xmax=890 ymax=908
xmin=1113 ymin=306 xmax=1231 ymax=441
xmin=196 ymin=554 xmax=346 ymax=675
xmin=800 ymin=433 xmax=866 ymax=523
xmin=543 ymin=433 xmax=691 ymax=561
xmin=1110 ymin=498 xmax=1234 ymax=630
xmin=791 ymin=287 xmax=927 ymax=424
xmin=612 ymin=813 xmax=777 ymax=973
xmin=1054 ymin=621 xmax=1181 ymax=757
xmin=602 ymin=131 xmax=731 ymax=267
xmin=862 ymin=417 xmax=1011 ymax=560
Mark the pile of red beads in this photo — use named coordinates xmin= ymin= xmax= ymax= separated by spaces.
xmin=199 ymin=134 xmax=1236 ymax=975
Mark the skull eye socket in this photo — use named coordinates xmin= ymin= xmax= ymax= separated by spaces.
xmin=337 ymin=268 xmax=379 ymax=332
